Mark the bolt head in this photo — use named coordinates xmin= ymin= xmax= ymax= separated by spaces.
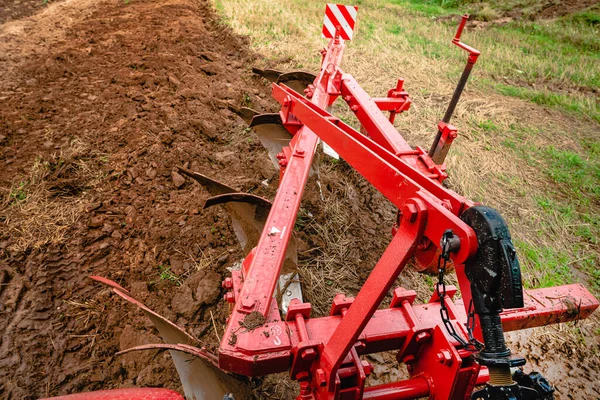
xmin=225 ymin=292 xmax=235 ymax=304
xmin=222 ymin=277 xmax=233 ymax=289
xmin=240 ymin=297 xmax=255 ymax=310
xmin=361 ymin=360 xmax=373 ymax=375
xmin=436 ymin=350 xmax=453 ymax=365
xmin=299 ymin=381 xmax=310 ymax=395
xmin=402 ymin=203 xmax=418 ymax=223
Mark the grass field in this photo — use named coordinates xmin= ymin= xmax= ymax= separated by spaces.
xmin=214 ymin=0 xmax=599 ymax=296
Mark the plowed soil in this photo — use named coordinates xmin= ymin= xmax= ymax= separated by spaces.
xmin=0 ymin=0 xmax=598 ymax=399
xmin=0 ymin=0 xmax=279 ymax=397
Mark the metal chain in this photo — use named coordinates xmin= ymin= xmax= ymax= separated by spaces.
xmin=436 ymin=230 xmax=483 ymax=352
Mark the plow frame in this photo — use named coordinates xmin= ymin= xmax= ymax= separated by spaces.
xmin=217 ymin=34 xmax=599 ymax=400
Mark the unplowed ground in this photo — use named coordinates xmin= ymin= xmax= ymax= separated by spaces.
xmin=0 ymin=0 xmax=598 ymax=399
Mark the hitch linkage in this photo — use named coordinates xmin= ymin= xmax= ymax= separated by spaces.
xmin=461 ymin=206 xmax=554 ymax=400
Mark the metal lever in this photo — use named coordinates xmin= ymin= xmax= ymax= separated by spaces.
xmin=429 ymin=14 xmax=481 ymax=165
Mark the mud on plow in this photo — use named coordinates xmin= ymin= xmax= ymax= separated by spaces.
xmin=46 ymin=6 xmax=598 ymax=400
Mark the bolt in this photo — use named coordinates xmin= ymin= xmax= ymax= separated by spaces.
xmin=415 ymin=332 xmax=431 ymax=344
xmin=343 ymin=95 xmax=352 ymax=102
xmin=436 ymin=350 xmax=453 ymax=365
xmin=222 ymin=277 xmax=233 ymax=289
xmin=441 ymin=199 xmax=452 ymax=211
xmin=278 ymin=158 xmax=287 ymax=166
xmin=225 ymin=292 xmax=235 ymax=304
xmin=354 ymin=341 xmax=366 ymax=353
xmin=351 ymin=105 xmax=359 ymax=112
xmin=402 ymin=203 xmax=418 ymax=223
xmin=240 ymin=297 xmax=255 ymax=310
xmin=296 ymin=148 xmax=305 ymax=155
xmin=299 ymin=381 xmax=311 ymax=395
xmin=316 ymin=369 xmax=326 ymax=387
xmin=296 ymin=371 xmax=309 ymax=381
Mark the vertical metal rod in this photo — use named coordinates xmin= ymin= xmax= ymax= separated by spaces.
xmin=441 ymin=61 xmax=475 ymax=125
xmin=429 ymin=14 xmax=480 ymax=159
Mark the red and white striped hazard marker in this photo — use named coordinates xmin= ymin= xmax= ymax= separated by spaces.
xmin=322 ymin=3 xmax=358 ymax=41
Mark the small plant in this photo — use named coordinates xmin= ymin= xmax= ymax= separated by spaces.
xmin=242 ymin=92 xmax=252 ymax=107
xmin=9 ymin=181 xmax=28 ymax=202
xmin=158 ymin=265 xmax=183 ymax=286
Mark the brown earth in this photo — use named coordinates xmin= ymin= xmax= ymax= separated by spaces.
xmin=0 ymin=0 xmax=55 ymax=23
xmin=0 ymin=0 xmax=598 ymax=399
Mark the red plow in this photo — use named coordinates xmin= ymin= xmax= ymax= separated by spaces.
xmin=47 ymin=6 xmax=598 ymax=400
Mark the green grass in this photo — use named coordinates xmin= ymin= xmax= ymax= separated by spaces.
xmin=516 ymin=240 xmax=573 ymax=288
xmin=545 ymin=146 xmax=600 ymax=202
xmin=493 ymin=82 xmax=599 ymax=123
xmin=486 ymin=118 xmax=599 ymax=293
xmin=386 ymin=0 xmax=600 ymax=123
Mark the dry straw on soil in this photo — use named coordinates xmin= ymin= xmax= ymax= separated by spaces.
xmin=0 ymin=137 xmax=103 ymax=252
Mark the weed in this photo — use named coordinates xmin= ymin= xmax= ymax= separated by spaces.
xmin=9 ymin=181 xmax=28 ymax=203
xmin=242 ymin=92 xmax=252 ymax=107
xmin=157 ymin=265 xmax=183 ymax=286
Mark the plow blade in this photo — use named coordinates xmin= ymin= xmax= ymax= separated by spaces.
xmin=178 ymin=168 xmax=302 ymax=313
xmin=252 ymin=67 xmax=316 ymax=94
xmin=91 ymin=277 xmax=247 ymax=400
xmin=204 ymin=192 xmax=272 ymax=253
xmin=248 ymin=113 xmax=292 ymax=170
xmin=228 ymin=105 xmax=258 ymax=125
xmin=230 ymin=108 xmax=325 ymax=173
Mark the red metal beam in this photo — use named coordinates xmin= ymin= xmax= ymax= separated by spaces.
xmin=339 ymin=76 xmax=413 ymax=155
xmin=274 ymin=83 xmax=476 ymax=260
xmin=218 ymin=283 xmax=598 ymax=377
xmin=318 ymin=200 xmax=427 ymax=391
